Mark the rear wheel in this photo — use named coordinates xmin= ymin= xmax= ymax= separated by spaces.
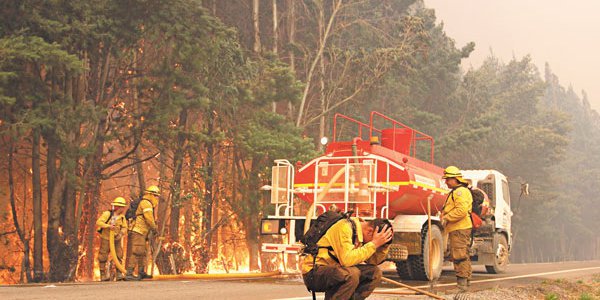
xmin=410 ymin=224 xmax=444 ymax=281
xmin=485 ymin=233 xmax=509 ymax=274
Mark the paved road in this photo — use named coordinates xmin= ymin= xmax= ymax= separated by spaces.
xmin=1 ymin=261 xmax=599 ymax=300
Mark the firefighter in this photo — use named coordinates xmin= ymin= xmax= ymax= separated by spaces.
xmin=96 ymin=197 xmax=128 ymax=281
xmin=441 ymin=166 xmax=473 ymax=291
xmin=301 ymin=218 xmax=393 ymax=300
xmin=126 ymin=185 xmax=160 ymax=280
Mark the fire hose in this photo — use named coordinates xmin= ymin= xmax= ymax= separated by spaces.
xmin=152 ymin=270 xmax=281 ymax=280
xmin=109 ymin=230 xmax=127 ymax=275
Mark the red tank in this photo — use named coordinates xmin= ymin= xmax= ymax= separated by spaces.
xmin=293 ymin=112 xmax=447 ymax=218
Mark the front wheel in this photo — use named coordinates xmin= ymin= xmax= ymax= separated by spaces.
xmin=485 ymin=233 xmax=509 ymax=274
xmin=409 ymin=224 xmax=444 ymax=281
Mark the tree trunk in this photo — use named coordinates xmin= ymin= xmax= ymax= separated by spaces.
xmin=318 ymin=5 xmax=326 ymax=150
xmin=169 ymin=108 xmax=188 ymax=241
xmin=272 ymin=0 xmax=278 ymax=55
xmin=252 ymin=0 xmax=261 ymax=53
xmin=8 ymin=141 xmax=33 ymax=283
xmin=246 ymin=160 xmax=261 ymax=271
xmin=132 ymin=49 xmax=146 ymax=197
xmin=296 ymin=0 xmax=343 ymax=127
xmin=272 ymin=0 xmax=279 ymax=112
xmin=287 ymin=0 xmax=296 ymax=119
xmin=80 ymin=48 xmax=112 ymax=280
xmin=45 ymin=141 xmax=74 ymax=282
xmin=200 ymin=112 xmax=216 ymax=271
xmin=32 ymin=129 xmax=43 ymax=282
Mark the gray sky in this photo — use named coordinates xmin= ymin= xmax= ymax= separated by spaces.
xmin=425 ymin=0 xmax=600 ymax=110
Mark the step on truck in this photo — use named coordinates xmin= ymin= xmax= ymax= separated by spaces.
xmin=260 ymin=111 xmax=513 ymax=280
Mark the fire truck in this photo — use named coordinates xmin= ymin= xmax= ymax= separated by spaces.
xmin=260 ymin=111 xmax=514 ymax=280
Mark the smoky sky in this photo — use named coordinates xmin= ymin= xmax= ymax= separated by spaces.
xmin=426 ymin=0 xmax=599 ymax=110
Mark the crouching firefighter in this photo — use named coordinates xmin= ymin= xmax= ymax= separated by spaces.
xmin=301 ymin=210 xmax=393 ymax=300
xmin=96 ymin=197 xmax=128 ymax=281
xmin=126 ymin=185 xmax=160 ymax=280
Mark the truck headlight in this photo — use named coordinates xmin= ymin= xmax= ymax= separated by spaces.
xmin=260 ymin=219 xmax=286 ymax=235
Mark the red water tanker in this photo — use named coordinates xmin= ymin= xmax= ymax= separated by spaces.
xmin=292 ymin=111 xmax=447 ymax=218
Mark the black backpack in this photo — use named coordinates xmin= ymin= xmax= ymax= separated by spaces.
xmin=300 ymin=210 xmax=357 ymax=258
xmin=125 ymin=197 xmax=144 ymax=220
xmin=470 ymin=187 xmax=485 ymax=217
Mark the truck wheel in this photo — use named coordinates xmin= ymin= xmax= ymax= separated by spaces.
xmin=394 ymin=260 xmax=413 ymax=280
xmin=410 ymin=225 xmax=444 ymax=281
xmin=485 ymin=234 xmax=509 ymax=274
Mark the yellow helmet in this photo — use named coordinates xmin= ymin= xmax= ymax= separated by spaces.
xmin=145 ymin=185 xmax=161 ymax=196
xmin=442 ymin=166 xmax=468 ymax=183
xmin=111 ymin=197 xmax=127 ymax=207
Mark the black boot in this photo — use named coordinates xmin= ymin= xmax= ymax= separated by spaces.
xmin=116 ymin=272 xmax=125 ymax=281
xmin=457 ymin=277 xmax=469 ymax=291
xmin=100 ymin=271 xmax=110 ymax=282
xmin=125 ymin=268 xmax=138 ymax=281
xmin=139 ymin=271 xmax=152 ymax=280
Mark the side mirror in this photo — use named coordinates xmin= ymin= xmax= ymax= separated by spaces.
xmin=520 ymin=183 xmax=529 ymax=196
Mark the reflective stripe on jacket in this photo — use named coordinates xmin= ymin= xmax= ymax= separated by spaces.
xmin=131 ymin=198 xmax=157 ymax=235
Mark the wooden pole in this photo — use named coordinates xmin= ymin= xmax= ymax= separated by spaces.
xmin=427 ymin=194 xmax=433 ymax=280
xmin=381 ymin=277 xmax=444 ymax=300
xmin=372 ymin=290 xmax=416 ymax=295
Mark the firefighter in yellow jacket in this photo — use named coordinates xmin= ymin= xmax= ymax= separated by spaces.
xmin=441 ymin=166 xmax=473 ymax=291
xmin=126 ymin=185 xmax=160 ymax=280
xmin=301 ymin=217 xmax=393 ymax=300
xmin=96 ymin=197 xmax=128 ymax=281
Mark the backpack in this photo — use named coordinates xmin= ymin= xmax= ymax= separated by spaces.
xmin=125 ymin=197 xmax=144 ymax=221
xmin=300 ymin=210 xmax=357 ymax=259
xmin=470 ymin=188 xmax=485 ymax=216
xmin=97 ymin=210 xmax=113 ymax=234
xmin=301 ymin=210 xmax=357 ymax=297
xmin=469 ymin=187 xmax=485 ymax=229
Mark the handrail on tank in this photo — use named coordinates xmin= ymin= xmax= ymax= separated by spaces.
xmin=332 ymin=113 xmax=381 ymax=142
xmin=307 ymin=155 xmax=392 ymax=220
xmin=332 ymin=112 xmax=435 ymax=163
xmin=368 ymin=111 xmax=435 ymax=164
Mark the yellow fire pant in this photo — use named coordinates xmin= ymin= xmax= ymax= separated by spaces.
xmin=98 ymin=237 xmax=123 ymax=272
xmin=126 ymin=231 xmax=148 ymax=271
xmin=449 ymin=228 xmax=472 ymax=279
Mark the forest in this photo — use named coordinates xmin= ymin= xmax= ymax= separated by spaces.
xmin=1 ymin=0 xmax=599 ymax=283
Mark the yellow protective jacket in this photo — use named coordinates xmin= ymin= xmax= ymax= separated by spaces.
xmin=442 ymin=186 xmax=473 ymax=233
xmin=96 ymin=211 xmax=127 ymax=240
xmin=301 ymin=217 xmax=390 ymax=274
xmin=131 ymin=196 xmax=158 ymax=236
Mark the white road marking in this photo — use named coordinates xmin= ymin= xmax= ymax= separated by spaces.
xmin=273 ymin=265 xmax=600 ymax=299
xmin=378 ymin=265 xmax=600 ymax=292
